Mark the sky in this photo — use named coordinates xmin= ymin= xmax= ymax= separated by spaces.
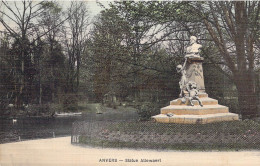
xmin=58 ymin=0 xmax=110 ymax=16
xmin=0 ymin=0 xmax=110 ymax=31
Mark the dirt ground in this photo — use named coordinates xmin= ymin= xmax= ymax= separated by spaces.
xmin=1 ymin=136 xmax=260 ymax=166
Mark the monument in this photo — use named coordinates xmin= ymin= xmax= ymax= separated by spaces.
xmin=152 ymin=36 xmax=239 ymax=124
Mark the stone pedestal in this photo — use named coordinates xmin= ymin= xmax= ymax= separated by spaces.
xmin=185 ymin=57 xmax=205 ymax=93
xmin=152 ymin=93 xmax=239 ymax=124
xmin=152 ymin=57 xmax=239 ymax=124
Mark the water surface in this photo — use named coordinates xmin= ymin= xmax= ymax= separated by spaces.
xmin=0 ymin=110 xmax=138 ymax=143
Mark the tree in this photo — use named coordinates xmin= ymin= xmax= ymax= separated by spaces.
xmin=0 ymin=30 xmax=12 ymax=109
xmin=0 ymin=1 xmax=68 ymax=107
xmin=88 ymin=6 xmax=183 ymax=102
xmin=108 ymin=1 xmax=260 ymax=118
xmin=0 ymin=1 xmax=38 ymax=106
xmin=189 ymin=1 xmax=260 ymax=118
xmin=62 ymin=1 xmax=90 ymax=93
xmin=89 ymin=8 xmax=132 ymax=101
xmin=37 ymin=2 xmax=64 ymax=102
xmin=0 ymin=0 xmax=62 ymax=107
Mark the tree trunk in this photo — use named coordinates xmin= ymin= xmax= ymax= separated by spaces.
xmin=51 ymin=64 xmax=55 ymax=101
xmin=235 ymin=72 xmax=258 ymax=119
xmin=17 ymin=47 xmax=25 ymax=108
xmin=39 ymin=65 xmax=42 ymax=105
xmin=76 ymin=52 xmax=80 ymax=92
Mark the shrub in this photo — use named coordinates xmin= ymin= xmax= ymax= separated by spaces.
xmin=25 ymin=104 xmax=51 ymax=116
xmin=137 ymin=105 xmax=152 ymax=121
xmin=137 ymin=102 xmax=161 ymax=121
xmin=62 ymin=93 xmax=78 ymax=112
xmin=49 ymin=103 xmax=63 ymax=114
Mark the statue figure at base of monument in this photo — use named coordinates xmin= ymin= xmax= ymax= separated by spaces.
xmin=176 ymin=58 xmax=187 ymax=98
xmin=186 ymin=81 xmax=203 ymax=107
xmin=185 ymin=36 xmax=202 ymax=58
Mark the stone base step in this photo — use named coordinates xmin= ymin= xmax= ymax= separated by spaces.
xmin=170 ymin=97 xmax=218 ymax=106
xmin=151 ymin=113 xmax=239 ymax=124
xmin=198 ymin=93 xmax=208 ymax=98
xmin=196 ymin=93 xmax=208 ymax=98
xmin=161 ymin=104 xmax=229 ymax=115
xmin=182 ymin=92 xmax=208 ymax=98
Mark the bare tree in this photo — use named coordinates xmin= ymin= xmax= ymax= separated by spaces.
xmin=194 ymin=1 xmax=260 ymax=118
xmin=0 ymin=0 xmax=48 ymax=107
xmin=62 ymin=1 xmax=90 ymax=93
xmin=37 ymin=2 xmax=63 ymax=102
xmin=0 ymin=0 xmax=71 ymax=107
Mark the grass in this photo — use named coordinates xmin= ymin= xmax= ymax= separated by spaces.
xmin=77 ymin=102 xmax=137 ymax=113
xmin=78 ymin=136 xmax=260 ymax=151
xmin=73 ymin=120 xmax=260 ymax=151
xmin=77 ymin=103 xmax=102 ymax=113
xmin=49 ymin=102 xmax=104 ymax=113
xmin=114 ymin=120 xmax=260 ymax=134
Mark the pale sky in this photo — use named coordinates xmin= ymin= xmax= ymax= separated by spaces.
xmin=0 ymin=0 xmax=111 ymax=31
xmin=58 ymin=0 xmax=110 ymax=17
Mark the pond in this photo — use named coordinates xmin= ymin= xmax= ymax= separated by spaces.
xmin=0 ymin=110 xmax=138 ymax=144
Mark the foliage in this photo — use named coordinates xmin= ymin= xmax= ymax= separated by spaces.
xmin=62 ymin=93 xmax=78 ymax=112
xmin=87 ymin=5 xmax=184 ymax=103
xmin=136 ymin=102 xmax=161 ymax=121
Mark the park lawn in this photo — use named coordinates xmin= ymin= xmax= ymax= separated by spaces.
xmin=75 ymin=120 xmax=260 ymax=151
xmin=77 ymin=102 xmax=102 ymax=113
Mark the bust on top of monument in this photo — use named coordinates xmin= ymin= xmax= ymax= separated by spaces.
xmin=185 ymin=36 xmax=202 ymax=58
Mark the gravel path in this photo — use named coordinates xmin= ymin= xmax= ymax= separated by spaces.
xmin=1 ymin=137 xmax=260 ymax=166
